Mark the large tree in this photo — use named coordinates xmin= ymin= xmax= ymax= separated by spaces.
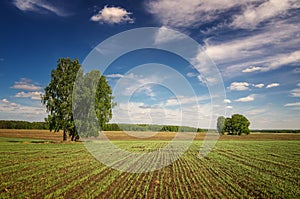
xmin=221 ymin=114 xmax=250 ymax=135
xmin=42 ymin=58 xmax=114 ymax=141
xmin=42 ymin=58 xmax=80 ymax=141
xmin=72 ymin=70 xmax=115 ymax=138
xmin=231 ymin=114 xmax=250 ymax=135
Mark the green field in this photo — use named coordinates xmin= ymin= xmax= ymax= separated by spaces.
xmin=1 ymin=136 xmax=299 ymax=198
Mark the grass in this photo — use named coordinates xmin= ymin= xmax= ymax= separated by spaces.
xmin=0 ymin=130 xmax=299 ymax=198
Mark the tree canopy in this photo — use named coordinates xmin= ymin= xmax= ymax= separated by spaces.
xmin=42 ymin=58 xmax=114 ymax=141
xmin=217 ymin=114 xmax=250 ymax=135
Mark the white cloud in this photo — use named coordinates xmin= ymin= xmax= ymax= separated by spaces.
xmin=284 ymin=102 xmax=300 ymax=107
xmin=1 ymin=99 xmax=9 ymax=103
xmin=186 ymin=72 xmax=197 ymax=77
xmin=11 ymin=78 xmax=41 ymax=91
xmin=235 ymin=94 xmax=255 ymax=102
xmin=146 ymin=0 xmax=251 ymax=28
xmin=204 ymin=20 xmax=300 ymax=77
xmin=224 ymin=99 xmax=231 ymax=103
xmin=290 ymin=89 xmax=300 ymax=97
xmin=228 ymin=82 xmax=250 ymax=91
xmin=90 ymin=5 xmax=134 ymax=24
xmin=246 ymin=108 xmax=266 ymax=115
xmin=154 ymin=26 xmax=186 ymax=45
xmin=242 ymin=66 xmax=262 ymax=73
xmin=15 ymin=91 xmax=43 ymax=100
xmin=226 ymin=106 xmax=233 ymax=109
xmin=13 ymin=0 xmax=69 ymax=16
xmin=231 ymin=0 xmax=300 ymax=29
xmin=266 ymin=83 xmax=280 ymax=88
xmin=165 ymin=95 xmax=202 ymax=107
xmin=268 ymin=51 xmax=300 ymax=69
xmin=290 ymin=84 xmax=300 ymax=97
xmin=112 ymin=101 xmax=213 ymax=128
xmin=0 ymin=98 xmax=46 ymax=121
xmin=253 ymin=83 xmax=265 ymax=88
xmin=106 ymin=74 xmax=124 ymax=78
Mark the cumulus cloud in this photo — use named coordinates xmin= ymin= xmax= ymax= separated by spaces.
xmin=0 ymin=98 xmax=46 ymax=121
xmin=11 ymin=78 xmax=41 ymax=91
xmin=235 ymin=94 xmax=255 ymax=102
xmin=13 ymin=0 xmax=69 ymax=16
xmin=224 ymin=99 xmax=231 ymax=103
xmin=253 ymin=83 xmax=265 ymax=88
xmin=228 ymin=82 xmax=250 ymax=91
xmin=242 ymin=66 xmax=262 ymax=73
xmin=90 ymin=5 xmax=134 ymax=24
xmin=266 ymin=83 xmax=280 ymax=88
xmin=15 ymin=91 xmax=43 ymax=100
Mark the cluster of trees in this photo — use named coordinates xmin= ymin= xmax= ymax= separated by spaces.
xmin=217 ymin=114 xmax=250 ymax=135
xmin=0 ymin=120 xmax=47 ymax=129
xmin=42 ymin=58 xmax=115 ymax=141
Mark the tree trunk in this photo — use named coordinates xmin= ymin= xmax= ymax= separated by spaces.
xmin=71 ymin=134 xmax=74 ymax=141
xmin=63 ymin=129 xmax=67 ymax=141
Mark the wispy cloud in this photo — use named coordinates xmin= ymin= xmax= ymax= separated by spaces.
xmin=242 ymin=66 xmax=262 ymax=73
xmin=266 ymin=83 xmax=280 ymax=88
xmin=235 ymin=94 xmax=255 ymax=102
xmin=13 ymin=0 xmax=70 ymax=16
xmin=290 ymin=83 xmax=300 ymax=97
xmin=146 ymin=0 xmax=249 ymax=29
xmin=231 ymin=0 xmax=300 ymax=29
xmin=106 ymin=73 xmax=124 ymax=78
xmin=284 ymin=102 xmax=300 ymax=107
xmin=11 ymin=78 xmax=41 ymax=91
xmin=91 ymin=5 xmax=134 ymax=24
xmin=15 ymin=91 xmax=43 ymax=100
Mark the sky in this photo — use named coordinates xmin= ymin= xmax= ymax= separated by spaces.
xmin=0 ymin=0 xmax=299 ymax=129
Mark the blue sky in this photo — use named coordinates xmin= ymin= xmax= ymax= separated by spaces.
xmin=0 ymin=0 xmax=299 ymax=129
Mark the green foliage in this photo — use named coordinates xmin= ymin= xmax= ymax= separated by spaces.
xmin=73 ymin=70 xmax=115 ymax=138
xmin=0 ymin=120 xmax=47 ymax=129
xmin=217 ymin=116 xmax=225 ymax=134
xmin=95 ymin=75 xmax=116 ymax=129
xmin=42 ymin=58 xmax=115 ymax=141
xmin=221 ymin=114 xmax=250 ymax=135
xmin=42 ymin=58 xmax=80 ymax=141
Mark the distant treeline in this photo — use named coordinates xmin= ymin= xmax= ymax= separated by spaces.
xmin=0 ymin=120 xmax=47 ymax=129
xmin=1 ymin=120 xmax=299 ymax=133
xmin=0 ymin=120 xmax=203 ymax=132
xmin=102 ymin=123 xmax=204 ymax=132
xmin=251 ymin=129 xmax=300 ymax=133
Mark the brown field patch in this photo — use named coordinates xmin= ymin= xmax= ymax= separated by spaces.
xmin=0 ymin=129 xmax=299 ymax=141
